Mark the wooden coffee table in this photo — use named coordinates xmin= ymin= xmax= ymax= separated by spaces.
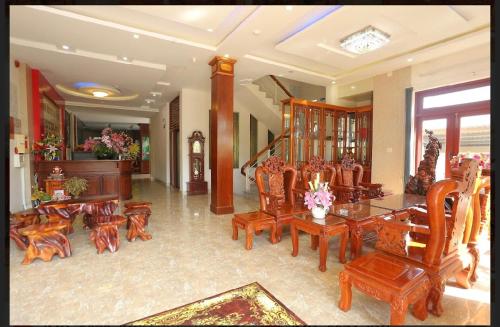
xmin=290 ymin=213 xmax=349 ymax=272
xmin=331 ymin=202 xmax=393 ymax=259
xmin=87 ymin=215 xmax=127 ymax=254
xmin=18 ymin=222 xmax=71 ymax=265
xmin=232 ymin=211 xmax=277 ymax=250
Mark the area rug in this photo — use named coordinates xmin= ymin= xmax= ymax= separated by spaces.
xmin=126 ymin=282 xmax=306 ymax=325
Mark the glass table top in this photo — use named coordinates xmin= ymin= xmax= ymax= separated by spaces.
xmin=329 ymin=202 xmax=393 ymax=221
xmin=360 ymin=193 xmax=427 ymax=211
xmin=293 ymin=213 xmax=346 ymax=226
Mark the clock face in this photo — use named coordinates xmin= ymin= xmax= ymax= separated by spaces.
xmin=193 ymin=140 xmax=201 ymax=154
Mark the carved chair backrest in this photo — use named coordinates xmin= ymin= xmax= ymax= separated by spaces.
xmin=255 ymin=156 xmax=297 ymax=212
xmin=423 ymin=159 xmax=478 ymax=267
xmin=334 ymin=155 xmax=363 ymax=187
xmin=301 ymin=156 xmax=336 ymax=190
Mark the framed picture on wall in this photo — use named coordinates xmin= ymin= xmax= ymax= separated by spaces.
xmin=41 ymin=95 xmax=61 ymax=137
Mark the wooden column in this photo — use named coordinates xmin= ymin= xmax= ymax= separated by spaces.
xmin=209 ymin=56 xmax=236 ymax=214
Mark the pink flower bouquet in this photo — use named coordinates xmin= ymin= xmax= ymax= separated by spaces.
xmin=304 ymin=173 xmax=335 ymax=219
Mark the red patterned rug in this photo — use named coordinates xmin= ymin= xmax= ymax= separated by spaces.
xmin=126 ymin=282 xmax=306 ymax=325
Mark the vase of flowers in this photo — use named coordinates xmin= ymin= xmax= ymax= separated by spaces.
xmin=32 ymin=134 xmax=63 ymax=161
xmin=304 ymin=174 xmax=335 ymax=219
xmin=83 ymin=127 xmax=138 ymax=160
xmin=450 ymin=152 xmax=490 ymax=173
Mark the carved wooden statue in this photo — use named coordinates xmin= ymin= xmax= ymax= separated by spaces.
xmin=338 ymin=159 xmax=479 ymax=324
xmin=405 ymin=129 xmax=442 ymax=195
xmin=255 ymin=156 xmax=307 ymax=241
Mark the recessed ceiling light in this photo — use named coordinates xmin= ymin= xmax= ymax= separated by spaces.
xmin=351 ymin=85 xmax=356 ymax=89
xmin=224 ymin=54 xmax=229 ymax=58
xmin=92 ymin=91 xmax=109 ymax=97
xmin=157 ymin=81 xmax=171 ymax=86
xmin=331 ymin=81 xmax=336 ymax=84
xmin=192 ymin=57 xmax=197 ymax=63
xmin=122 ymin=56 xmax=128 ymax=61
xmin=207 ymin=28 xmax=214 ymax=32
xmin=133 ymin=34 xmax=140 ymax=39
xmin=253 ymin=29 xmax=261 ymax=35
xmin=183 ymin=9 xmax=204 ymax=22
xmin=407 ymin=58 xmax=414 ymax=62
xmin=145 ymin=98 xmax=155 ymax=103
xmin=61 ymin=44 xmax=70 ymax=50
xmin=278 ymin=74 xmax=283 ymax=77
xmin=285 ymin=5 xmax=293 ymax=11
xmin=150 ymin=91 xmax=162 ymax=96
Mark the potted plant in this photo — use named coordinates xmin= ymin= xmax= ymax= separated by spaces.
xmin=63 ymin=177 xmax=88 ymax=199
xmin=304 ymin=174 xmax=335 ymax=219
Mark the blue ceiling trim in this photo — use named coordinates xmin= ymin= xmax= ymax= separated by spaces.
xmin=73 ymin=82 xmax=99 ymax=89
xmin=276 ymin=5 xmax=343 ymax=46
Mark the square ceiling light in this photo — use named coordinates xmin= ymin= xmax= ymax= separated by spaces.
xmin=340 ymin=25 xmax=390 ymax=54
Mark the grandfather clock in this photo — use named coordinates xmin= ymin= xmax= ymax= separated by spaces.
xmin=187 ymin=131 xmax=208 ymax=195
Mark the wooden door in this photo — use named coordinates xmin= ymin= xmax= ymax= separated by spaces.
xmin=169 ymin=96 xmax=180 ymax=188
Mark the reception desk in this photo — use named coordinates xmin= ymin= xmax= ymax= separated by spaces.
xmin=35 ymin=160 xmax=132 ymax=200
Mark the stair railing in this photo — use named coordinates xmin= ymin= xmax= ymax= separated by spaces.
xmin=252 ymin=75 xmax=293 ymax=107
xmin=241 ymin=129 xmax=290 ymax=191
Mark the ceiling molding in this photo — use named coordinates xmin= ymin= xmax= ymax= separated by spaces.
xmin=65 ymin=100 xmax=159 ymax=113
xmin=316 ymin=43 xmax=357 ymax=59
xmin=333 ymin=24 xmax=490 ymax=80
xmin=10 ymin=37 xmax=167 ymax=71
xmin=216 ymin=6 xmax=261 ymax=48
xmin=27 ymin=5 xmax=217 ymax=51
xmin=243 ymin=54 xmax=335 ymax=80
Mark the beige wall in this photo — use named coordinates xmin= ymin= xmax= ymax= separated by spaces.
xmin=150 ymin=102 xmax=169 ymax=184
xmin=9 ymin=60 xmax=33 ymax=212
xmin=372 ymin=67 xmax=412 ymax=194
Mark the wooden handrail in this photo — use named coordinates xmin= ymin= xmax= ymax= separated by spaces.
xmin=241 ymin=128 xmax=290 ymax=177
xmin=270 ymin=75 xmax=293 ymax=98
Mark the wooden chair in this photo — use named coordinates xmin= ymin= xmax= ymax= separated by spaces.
xmin=338 ymin=159 xmax=479 ymax=324
xmin=333 ymin=155 xmax=383 ymax=203
xmin=255 ymin=156 xmax=307 ymax=241
xmin=300 ymin=156 xmax=336 ymax=191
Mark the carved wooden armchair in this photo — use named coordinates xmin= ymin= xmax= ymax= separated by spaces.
xmin=338 ymin=159 xmax=479 ymax=324
xmin=255 ymin=156 xmax=307 ymax=241
xmin=333 ymin=155 xmax=384 ymax=203
xmin=298 ymin=156 xmax=337 ymax=198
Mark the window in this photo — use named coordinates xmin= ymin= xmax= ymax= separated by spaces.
xmin=414 ymin=78 xmax=490 ymax=180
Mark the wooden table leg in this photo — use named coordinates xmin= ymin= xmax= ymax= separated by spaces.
xmin=291 ymin=223 xmax=299 ymax=257
xmin=245 ymin=226 xmax=254 ymax=250
xmin=339 ymin=229 xmax=348 ymax=264
xmin=90 ymin=225 xmax=121 ymax=254
xmin=276 ymin=223 xmax=283 ymax=242
xmin=350 ymin=227 xmax=363 ymax=260
xmin=232 ymin=219 xmax=239 ymax=240
xmin=310 ymin=234 xmax=319 ymax=250
xmin=318 ymin=234 xmax=329 ymax=272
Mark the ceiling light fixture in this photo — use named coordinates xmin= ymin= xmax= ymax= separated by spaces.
xmin=61 ymin=44 xmax=70 ymax=50
xmin=150 ymin=91 xmax=162 ymax=96
xmin=224 ymin=54 xmax=229 ymax=58
xmin=285 ymin=5 xmax=293 ymax=11
xmin=183 ymin=9 xmax=204 ymax=22
xmin=192 ymin=57 xmax=197 ymax=63
xmin=253 ymin=29 xmax=261 ymax=35
xmin=340 ymin=25 xmax=390 ymax=54
xmin=133 ymin=34 xmax=140 ymax=39
xmin=157 ymin=81 xmax=171 ymax=86
xmin=207 ymin=28 xmax=214 ymax=32
xmin=331 ymin=81 xmax=336 ymax=84
xmin=145 ymin=98 xmax=155 ymax=103
xmin=351 ymin=86 xmax=356 ymax=89
xmin=92 ymin=91 xmax=109 ymax=97
xmin=407 ymin=58 xmax=414 ymax=62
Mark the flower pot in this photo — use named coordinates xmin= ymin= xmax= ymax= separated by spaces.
xmin=311 ymin=206 xmax=328 ymax=219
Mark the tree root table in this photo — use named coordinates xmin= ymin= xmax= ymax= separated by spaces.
xmin=35 ymin=203 xmax=83 ymax=235
xmin=10 ymin=209 xmax=41 ymax=250
xmin=123 ymin=207 xmax=152 ymax=242
xmin=87 ymin=215 xmax=127 ymax=254
xmin=232 ymin=211 xmax=277 ymax=250
xmin=290 ymin=213 xmax=349 ymax=272
xmin=18 ymin=222 xmax=71 ymax=265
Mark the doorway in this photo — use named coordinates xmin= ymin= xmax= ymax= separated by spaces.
xmin=169 ymin=96 xmax=180 ymax=188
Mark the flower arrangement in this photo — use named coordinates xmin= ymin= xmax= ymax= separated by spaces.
xmin=304 ymin=173 xmax=335 ymax=219
xmin=83 ymin=127 xmax=139 ymax=160
xmin=32 ymin=134 xmax=62 ymax=160
xmin=31 ymin=188 xmax=51 ymax=207
xmin=450 ymin=152 xmax=490 ymax=170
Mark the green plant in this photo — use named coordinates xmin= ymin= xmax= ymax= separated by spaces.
xmin=31 ymin=189 xmax=51 ymax=202
xmin=63 ymin=177 xmax=88 ymax=197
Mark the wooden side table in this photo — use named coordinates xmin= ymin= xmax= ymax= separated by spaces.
xmin=290 ymin=214 xmax=348 ymax=272
xmin=232 ymin=211 xmax=277 ymax=250
xmin=87 ymin=215 xmax=127 ymax=254
xmin=18 ymin=222 xmax=71 ymax=265
xmin=35 ymin=203 xmax=82 ymax=235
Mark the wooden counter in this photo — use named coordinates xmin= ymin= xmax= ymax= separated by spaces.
xmin=35 ymin=160 xmax=132 ymax=200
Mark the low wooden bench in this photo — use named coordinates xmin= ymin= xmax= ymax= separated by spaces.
xmin=232 ymin=211 xmax=277 ymax=250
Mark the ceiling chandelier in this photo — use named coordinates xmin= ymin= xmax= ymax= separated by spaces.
xmin=340 ymin=25 xmax=390 ymax=55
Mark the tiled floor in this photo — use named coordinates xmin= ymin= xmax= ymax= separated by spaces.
xmin=10 ymin=180 xmax=491 ymax=325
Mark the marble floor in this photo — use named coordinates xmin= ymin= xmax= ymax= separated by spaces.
xmin=10 ymin=180 xmax=491 ymax=325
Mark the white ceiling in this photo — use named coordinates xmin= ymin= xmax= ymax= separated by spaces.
xmin=10 ymin=5 xmax=490 ymax=122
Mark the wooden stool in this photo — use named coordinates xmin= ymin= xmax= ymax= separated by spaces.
xmin=338 ymin=252 xmax=430 ymax=325
xmin=81 ymin=200 xmax=119 ymax=230
xmin=232 ymin=211 xmax=277 ymax=250
xmin=18 ymin=222 xmax=71 ymax=265
xmin=10 ymin=210 xmax=41 ymax=250
xmin=124 ymin=207 xmax=152 ymax=242
xmin=87 ymin=215 xmax=127 ymax=254
xmin=124 ymin=201 xmax=152 ymax=209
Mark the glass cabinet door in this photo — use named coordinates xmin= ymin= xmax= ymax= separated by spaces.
xmin=336 ymin=111 xmax=347 ymax=161
xmin=324 ymin=110 xmax=335 ymax=162
xmin=355 ymin=111 xmax=371 ymax=165
xmin=308 ymin=108 xmax=321 ymax=158
xmin=346 ymin=112 xmax=356 ymax=158
xmin=293 ymin=106 xmax=306 ymax=163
